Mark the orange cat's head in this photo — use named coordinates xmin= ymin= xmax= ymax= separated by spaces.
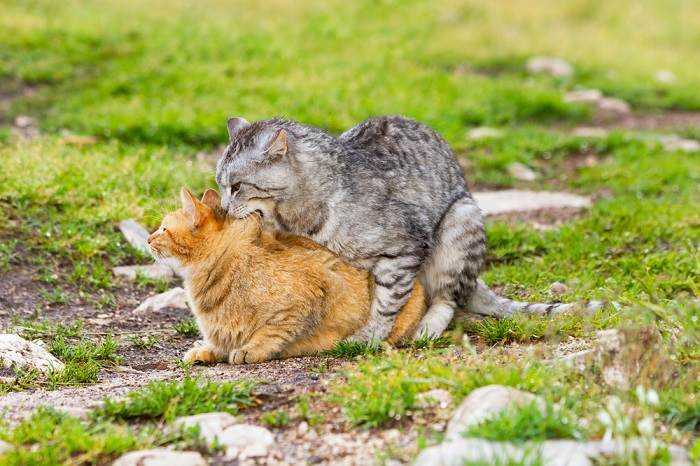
xmin=147 ymin=188 xmax=227 ymax=266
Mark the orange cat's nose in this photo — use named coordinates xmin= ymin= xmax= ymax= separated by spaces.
xmin=147 ymin=233 xmax=156 ymax=244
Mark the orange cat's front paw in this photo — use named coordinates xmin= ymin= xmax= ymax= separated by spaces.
xmin=228 ymin=348 xmax=269 ymax=365
xmin=183 ymin=346 xmax=219 ymax=365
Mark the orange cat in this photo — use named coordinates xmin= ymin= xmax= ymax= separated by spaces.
xmin=147 ymin=188 xmax=427 ymax=364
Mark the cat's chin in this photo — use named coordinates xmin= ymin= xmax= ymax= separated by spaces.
xmin=154 ymin=255 xmax=184 ymax=271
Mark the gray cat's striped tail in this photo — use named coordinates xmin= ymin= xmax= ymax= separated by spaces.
xmin=467 ymin=279 xmax=603 ymax=318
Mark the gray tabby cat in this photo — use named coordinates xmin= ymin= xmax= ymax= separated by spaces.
xmin=215 ymin=116 xmax=580 ymax=341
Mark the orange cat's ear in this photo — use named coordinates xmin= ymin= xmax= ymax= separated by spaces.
xmin=201 ymin=189 xmax=221 ymax=210
xmin=180 ymin=187 xmax=207 ymax=227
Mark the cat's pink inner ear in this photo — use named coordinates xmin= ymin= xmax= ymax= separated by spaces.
xmin=266 ymin=129 xmax=288 ymax=158
xmin=180 ymin=187 xmax=202 ymax=227
xmin=201 ymin=189 xmax=221 ymax=210
xmin=227 ymin=117 xmax=250 ymax=141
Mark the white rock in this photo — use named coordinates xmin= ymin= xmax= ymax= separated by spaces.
xmin=414 ymin=439 xmax=691 ymax=466
xmin=0 ymin=334 xmax=64 ymax=373
xmin=416 ymin=389 xmax=452 ymax=409
xmin=467 ymin=126 xmax=502 ymax=140
xmin=550 ymin=282 xmax=569 ymax=296
xmin=597 ymin=97 xmax=630 ymax=115
xmin=172 ymin=412 xmax=237 ymax=444
xmin=564 ymin=89 xmax=603 ymax=104
xmin=507 ymin=162 xmax=538 ymax=181
xmin=134 ymin=287 xmax=189 ymax=313
xmin=446 ymin=385 xmax=543 ymax=440
xmin=55 ymin=406 xmax=91 ymax=419
xmin=553 ymin=349 xmax=595 ymax=371
xmin=659 ymin=135 xmax=700 ymax=153
xmin=218 ymin=424 xmax=274 ymax=459
xmin=172 ymin=414 xmax=273 ymax=460
xmin=572 ymin=127 xmax=609 ymax=138
xmin=112 ymin=264 xmax=174 ymax=281
xmin=0 ymin=439 xmax=11 ymax=455
xmin=655 ymin=69 xmax=676 ymax=84
xmin=472 ymin=190 xmax=591 ymax=216
xmin=118 ymin=220 xmax=151 ymax=255
xmin=112 ymin=449 xmax=207 ymax=466
xmin=14 ymin=115 xmax=37 ymax=128
xmin=526 ymin=57 xmax=573 ymax=77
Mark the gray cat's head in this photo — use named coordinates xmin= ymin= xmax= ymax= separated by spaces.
xmin=215 ymin=117 xmax=297 ymax=219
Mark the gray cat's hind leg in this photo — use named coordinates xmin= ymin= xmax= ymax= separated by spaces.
xmin=414 ymin=196 xmax=486 ymax=338
xmin=350 ymin=255 xmax=421 ymax=342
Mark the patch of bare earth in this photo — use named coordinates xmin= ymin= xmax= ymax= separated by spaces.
xmin=592 ymin=110 xmax=700 ymax=131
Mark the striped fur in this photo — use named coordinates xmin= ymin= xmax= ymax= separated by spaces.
xmin=147 ymin=188 xmax=427 ymax=365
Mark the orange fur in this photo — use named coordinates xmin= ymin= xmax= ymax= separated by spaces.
xmin=148 ymin=188 xmax=426 ymax=365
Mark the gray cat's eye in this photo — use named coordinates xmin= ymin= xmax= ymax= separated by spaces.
xmin=229 ymin=183 xmax=241 ymax=196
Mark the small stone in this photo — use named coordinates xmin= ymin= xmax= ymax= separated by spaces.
xmin=446 ymin=385 xmax=543 ymax=440
xmin=564 ymin=89 xmax=602 ymax=104
xmin=553 ymin=349 xmax=595 ymax=371
xmin=112 ymin=449 xmax=207 ymax=466
xmin=172 ymin=412 xmax=238 ymax=444
xmin=549 ymin=282 xmax=569 ymax=296
xmin=113 ymin=264 xmax=174 ymax=281
xmin=526 ymin=57 xmax=573 ymax=77
xmin=134 ymin=287 xmax=189 ymax=313
xmin=572 ymin=127 xmax=609 ymax=138
xmin=655 ymin=69 xmax=676 ymax=84
xmin=659 ymin=135 xmax=700 ymax=153
xmin=507 ymin=162 xmax=538 ymax=181
xmin=13 ymin=115 xmax=36 ymax=128
xmin=218 ymin=424 xmax=274 ymax=459
xmin=416 ymin=388 xmax=452 ymax=409
xmin=12 ymin=115 xmax=40 ymax=140
xmin=597 ymin=97 xmax=630 ymax=115
xmin=55 ymin=406 xmax=91 ymax=419
xmin=472 ymin=190 xmax=591 ymax=216
xmin=118 ymin=219 xmax=151 ymax=255
xmin=298 ymin=421 xmax=309 ymax=435
xmin=0 ymin=334 xmax=65 ymax=373
xmin=0 ymin=439 xmax=11 ymax=455
xmin=467 ymin=127 xmax=502 ymax=140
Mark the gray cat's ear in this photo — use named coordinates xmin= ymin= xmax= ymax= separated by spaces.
xmin=200 ymin=188 xmax=220 ymax=210
xmin=265 ymin=129 xmax=288 ymax=159
xmin=227 ymin=117 xmax=250 ymax=141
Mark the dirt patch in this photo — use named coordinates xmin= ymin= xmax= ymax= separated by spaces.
xmin=0 ymin=81 xmax=37 ymax=125
xmin=592 ymin=110 xmax=700 ymax=131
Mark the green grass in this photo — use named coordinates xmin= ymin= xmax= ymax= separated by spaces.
xmin=94 ymin=377 xmax=257 ymax=422
xmin=128 ymin=334 xmax=160 ymax=349
xmin=463 ymin=401 xmax=586 ymax=443
xmin=174 ymin=318 xmax=200 ymax=338
xmin=0 ymin=0 xmax=699 ymax=461
xmin=323 ymin=339 xmax=384 ymax=359
xmin=0 ymin=320 xmax=121 ymax=392
xmin=260 ymin=409 xmax=291 ymax=428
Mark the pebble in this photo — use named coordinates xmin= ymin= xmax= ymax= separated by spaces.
xmin=134 ymin=287 xmax=189 ymax=313
xmin=549 ymin=282 xmax=569 ymax=296
xmin=467 ymin=126 xmax=502 ymax=140
xmin=655 ymin=69 xmax=676 ymax=84
xmin=416 ymin=388 xmax=452 ymax=409
xmin=572 ymin=127 xmax=609 ymax=138
xmin=597 ymin=97 xmax=630 ymax=115
xmin=446 ymin=385 xmax=543 ymax=440
xmin=0 ymin=334 xmax=65 ymax=373
xmin=659 ymin=135 xmax=700 ymax=153
xmin=472 ymin=190 xmax=591 ymax=216
xmin=112 ymin=449 xmax=207 ymax=466
xmin=507 ymin=162 xmax=538 ymax=181
xmin=526 ymin=57 xmax=574 ymax=77
xmin=118 ymin=219 xmax=151 ymax=255
xmin=564 ymin=89 xmax=602 ymax=104
xmin=112 ymin=264 xmax=174 ymax=281
xmin=0 ymin=440 xmax=11 ymax=455
xmin=172 ymin=413 xmax=273 ymax=460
